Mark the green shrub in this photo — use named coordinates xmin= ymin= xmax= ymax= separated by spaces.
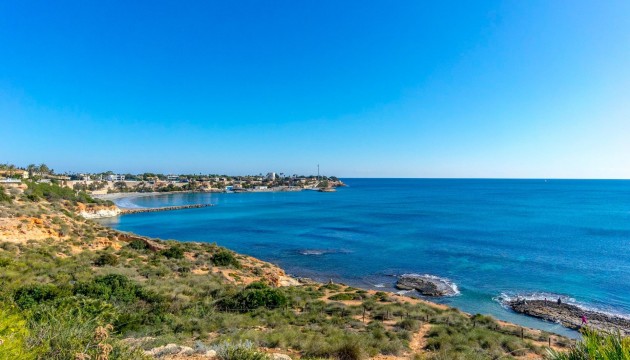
xmin=74 ymin=274 xmax=161 ymax=305
xmin=23 ymin=181 xmax=105 ymax=204
xmin=546 ymin=328 xmax=630 ymax=360
xmin=396 ymin=318 xmax=420 ymax=331
xmin=27 ymin=304 xmax=147 ymax=360
xmin=160 ymin=245 xmax=184 ymax=259
xmin=329 ymin=293 xmax=362 ymax=301
xmin=94 ymin=253 xmax=119 ymax=266
xmin=218 ymin=283 xmax=288 ymax=311
xmin=305 ymin=336 xmax=366 ymax=360
xmin=0 ymin=305 xmax=36 ymax=359
xmin=14 ymin=284 xmax=64 ymax=309
xmin=212 ymin=249 xmax=240 ymax=267
xmin=127 ymin=239 xmax=148 ymax=250
xmin=0 ymin=188 xmax=12 ymax=203
xmin=213 ymin=340 xmax=270 ymax=360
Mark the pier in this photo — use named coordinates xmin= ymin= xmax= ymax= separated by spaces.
xmin=120 ymin=204 xmax=214 ymax=214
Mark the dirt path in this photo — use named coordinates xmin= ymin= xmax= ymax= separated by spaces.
xmin=409 ymin=323 xmax=432 ymax=354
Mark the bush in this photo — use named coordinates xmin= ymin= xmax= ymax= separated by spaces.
xmin=14 ymin=284 xmax=64 ymax=309
xmin=23 ymin=181 xmax=104 ymax=204
xmin=396 ymin=318 xmax=420 ymax=331
xmin=160 ymin=246 xmax=184 ymax=259
xmin=218 ymin=283 xmax=288 ymax=311
xmin=27 ymin=304 xmax=148 ymax=360
xmin=329 ymin=293 xmax=362 ymax=301
xmin=546 ymin=328 xmax=630 ymax=360
xmin=0 ymin=188 xmax=12 ymax=203
xmin=74 ymin=274 xmax=161 ymax=305
xmin=94 ymin=253 xmax=119 ymax=266
xmin=127 ymin=239 xmax=148 ymax=250
xmin=305 ymin=337 xmax=366 ymax=360
xmin=213 ymin=340 xmax=270 ymax=360
xmin=0 ymin=305 xmax=36 ymax=359
xmin=212 ymin=249 xmax=240 ymax=268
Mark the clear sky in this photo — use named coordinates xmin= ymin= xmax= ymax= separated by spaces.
xmin=1 ymin=1 xmax=629 ymax=178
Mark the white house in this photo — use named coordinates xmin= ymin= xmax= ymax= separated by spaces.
xmin=106 ymin=174 xmax=125 ymax=182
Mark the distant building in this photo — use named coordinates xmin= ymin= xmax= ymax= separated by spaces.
xmin=267 ymin=172 xmax=276 ymax=181
xmin=167 ymin=174 xmax=179 ymax=182
xmin=0 ymin=170 xmax=29 ymax=179
xmin=106 ymin=174 xmax=125 ymax=182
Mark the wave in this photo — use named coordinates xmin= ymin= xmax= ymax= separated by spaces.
xmin=495 ymin=291 xmax=630 ymax=320
xmin=399 ymin=273 xmax=461 ymax=296
xmin=113 ymin=198 xmax=144 ymax=209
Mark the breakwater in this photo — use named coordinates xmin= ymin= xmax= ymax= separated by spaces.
xmin=120 ymin=204 xmax=214 ymax=214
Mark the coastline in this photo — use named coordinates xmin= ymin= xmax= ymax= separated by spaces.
xmin=96 ymin=186 xmax=627 ymax=340
xmin=0 ymin=194 xmax=576 ymax=358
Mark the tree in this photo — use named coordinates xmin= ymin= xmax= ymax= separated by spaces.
xmin=38 ymin=163 xmax=50 ymax=176
xmin=27 ymin=164 xmax=36 ymax=178
xmin=7 ymin=164 xmax=16 ymax=178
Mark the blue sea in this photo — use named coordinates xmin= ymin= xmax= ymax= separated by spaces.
xmin=99 ymin=179 xmax=630 ymax=338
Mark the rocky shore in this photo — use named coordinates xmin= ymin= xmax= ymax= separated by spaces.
xmin=395 ymin=274 xmax=458 ymax=296
xmin=508 ymin=299 xmax=630 ymax=335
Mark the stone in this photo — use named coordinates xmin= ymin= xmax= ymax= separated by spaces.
xmin=272 ymin=353 xmax=292 ymax=360
xmin=395 ymin=274 xmax=458 ymax=296
xmin=508 ymin=299 xmax=630 ymax=335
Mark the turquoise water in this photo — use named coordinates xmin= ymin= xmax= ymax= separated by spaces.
xmin=99 ymin=179 xmax=630 ymax=337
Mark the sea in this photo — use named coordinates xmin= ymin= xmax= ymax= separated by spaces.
xmin=98 ymin=179 xmax=630 ymax=338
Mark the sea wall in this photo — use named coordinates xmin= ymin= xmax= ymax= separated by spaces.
xmin=120 ymin=204 xmax=214 ymax=214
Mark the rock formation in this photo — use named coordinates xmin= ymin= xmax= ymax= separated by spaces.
xmin=509 ymin=299 xmax=630 ymax=335
xmin=395 ymin=274 xmax=458 ymax=296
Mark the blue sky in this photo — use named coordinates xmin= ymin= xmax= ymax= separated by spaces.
xmin=1 ymin=1 xmax=629 ymax=178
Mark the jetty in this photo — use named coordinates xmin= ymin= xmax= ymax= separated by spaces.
xmin=120 ymin=204 xmax=214 ymax=214
xmin=508 ymin=299 xmax=630 ymax=335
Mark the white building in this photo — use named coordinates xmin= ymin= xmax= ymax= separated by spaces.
xmin=106 ymin=174 xmax=125 ymax=182
xmin=266 ymin=172 xmax=276 ymax=181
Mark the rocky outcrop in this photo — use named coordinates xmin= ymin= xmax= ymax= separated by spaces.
xmin=508 ymin=299 xmax=630 ymax=335
xmin=396 ymin=274 xmax=458 ymax=296
xmin=77 ymin=203 xmax=121 ymax=219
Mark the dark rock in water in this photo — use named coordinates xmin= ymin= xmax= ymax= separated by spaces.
xmin=508 ymin=299 xmax=630 ymax=335
xmin=395 ymin=274 xmax=458 ymax=296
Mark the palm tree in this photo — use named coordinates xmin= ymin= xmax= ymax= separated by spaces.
xmin=7 ymin=164 xmax=16 ymax=178
xmin=27 ymin=164 xmax=36 ymax=178
xmin=38 ymin=163 xmax=50 ymax=176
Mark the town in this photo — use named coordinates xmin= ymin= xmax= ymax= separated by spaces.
xmin=0 ymin=163 xmax=345 ymax=195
